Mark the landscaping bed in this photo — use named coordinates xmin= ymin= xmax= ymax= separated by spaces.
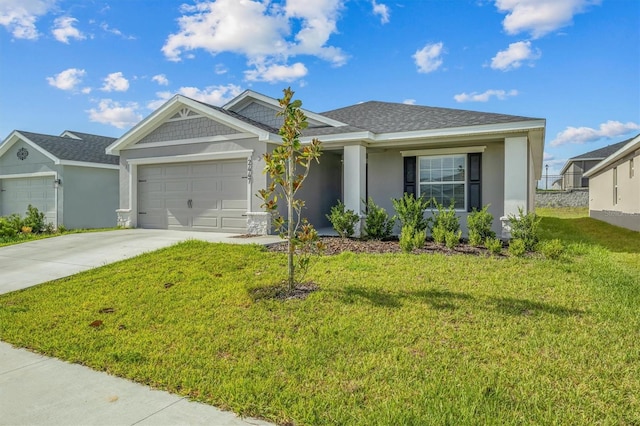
xmin=268 ymin=236 xmax=493 ymax=256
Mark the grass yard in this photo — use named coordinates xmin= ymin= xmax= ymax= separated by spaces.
xmin=1 ymin=208 xmax=639 ymax=425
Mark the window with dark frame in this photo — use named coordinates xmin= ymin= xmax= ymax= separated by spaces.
xmin=418 ymin=154 xmax=466 ymax=210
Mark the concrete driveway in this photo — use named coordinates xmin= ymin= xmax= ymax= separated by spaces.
xmin=0 ymin=229 xmax=280 ymax=295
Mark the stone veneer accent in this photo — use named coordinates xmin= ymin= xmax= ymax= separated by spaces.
xmin=138 ymin=117 xmax=239 ymax=144
xmin=116 ymin=209 xmax=132 ymax=228
xmin=246 ymin=211 xmax=271 ymax=235
xmin=535 ymin=189 xmax=589 ymax=208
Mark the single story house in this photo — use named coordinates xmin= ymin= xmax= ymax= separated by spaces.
xmin=583 ymin=133 xmax=640 ymax=231
xmin=106 ymin=90 xmax=546 ymax=237
xmin=559 ymin=139 xmax=631 ymax=189
xmin=0 ymin=130 xmax=119 ymax=229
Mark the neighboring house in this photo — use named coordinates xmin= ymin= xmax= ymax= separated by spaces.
xmin=0 ymin=130 xmax=119 ymax=229
xmin=584 ymin=133 xmax=640 ymax=231
xmin=106 ymin=90 xmax=546 ymax=237
xmin=559 ymin=139 xmax=630 ymax=189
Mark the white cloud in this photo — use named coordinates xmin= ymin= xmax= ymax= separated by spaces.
xmin=101 ymin=72 xmax=129 ymax=92
xmin=151 ymin=74 xmax=169 ymax=86
xmin=551 ymin=120 xmax=640 ymax=147
xmin=454 ymin=89 xmax=518 ymax=102
xmin=46 ymin=68 xmax=86 ymax=91
xmin=372 ymin=0 xmax=390 ymax=24
xmin=87 ymin=99 xmax=142 ymax=129
xmin=403 ymin=99 xmax=416 ymax=105
xmin=495 ymin=0 xmax=600 ymax=39
xmin=413 ymin=42 xmax=444 ymax=73
xmin=0 ymin=0 xmax=55 ymax=39
xmin=490 ymin=40 xmax=540 ymax=71
xmin=147 ymin=84 xmax=244 ymax=110
xmin=244 ymin=61 xmax=308 ymax=83
xmin=214 ymin=64 xmax=228 ymax=75
xmin=52 ymin=16 xmax=85 ymax=43
xmin=99 ymin=22 xmax=135 ymax=39
xmin=161 ymin=0 xmax=347 ymax=81
xmin=543 ymin=151 xmax=554 ymax=160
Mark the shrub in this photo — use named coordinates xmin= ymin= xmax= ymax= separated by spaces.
xmin=399 ymin=224 xmax=425 ymax=253
xmin=0 ymin=217 xmax=18 ymax=238
xmin=21 ymin=226 xmax=32 ymax=234
xmin=468 ymin=230 xmax=483 ymax=247
xmin=57 ymin=224 xmax=67 ymax=233
xmin=326 ymin=200 xmax=360 ymax=238
xmin=508 ymin=207 xmax=541 ymax=251
xmin=392 ymin=193 xmax=431 ymax=232
xmin=508 ymin=239 xmax=526 ymax=257
xmin=23 ymin=205 xmax=46 ymax=234
xmin=485 ymin=237 xmax=503 ymax=255
xmin=362 ymin=197 xmax=395 ymax=240
xmin=467 ymin=205 xmax=495 ymax=246
xmin=430 ymin=201 xmax=460 ymax=245
xmin=539 ymin=239 xmax=565 ymax=260
xmin=445 ymin=230 xmax=462 ymax=249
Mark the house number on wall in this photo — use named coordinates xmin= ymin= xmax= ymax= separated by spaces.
xmin=17 ymin=147 xmax=29 ymax=160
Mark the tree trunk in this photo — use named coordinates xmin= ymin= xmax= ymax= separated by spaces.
xmin=287 ymin=156 xmax=295 ymax=291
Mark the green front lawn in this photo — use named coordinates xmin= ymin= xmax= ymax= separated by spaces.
xmin=1 ymin=210 xmax=639 ymax=425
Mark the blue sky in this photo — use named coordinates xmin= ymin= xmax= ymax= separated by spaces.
xmin=0 ymin=0 xmax=638 ymax=174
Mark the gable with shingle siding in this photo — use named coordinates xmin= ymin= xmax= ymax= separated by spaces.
xmin=137 ymin=117 xmax=241 ymax=145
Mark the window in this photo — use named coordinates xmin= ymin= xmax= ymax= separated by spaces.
xmin=630 ymin=158 xmax=635 ymax=179
xmin=613 ymin=167 xmax=618 ymax=205
xmin=418 ymin=155 xmax=466 ymax=209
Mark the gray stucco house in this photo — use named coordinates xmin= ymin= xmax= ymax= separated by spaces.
xmin=106 ymin=90 xmax=546 ymax=237
xmin=559 ymin=139 xmax=631 ymax=189
xmin=584 ymin=133 xmax=639 ymax=231
xmin=0 ymin=130 xmax=119 ymax=229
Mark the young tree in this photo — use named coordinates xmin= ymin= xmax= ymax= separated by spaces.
xmin=258 ymin=87 xmax=323 ymax=291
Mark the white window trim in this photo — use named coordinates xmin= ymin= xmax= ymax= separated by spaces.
xmin=418 ymin=154 xmax=467 ymax=211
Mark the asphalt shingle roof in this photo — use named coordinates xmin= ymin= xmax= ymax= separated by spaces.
xmin=569 ymin=136 xmax=637 ymax=160
xmin=18 ymin=131 xmax=119 ymax=165
xmin=317 ymin=101 xmax=540 ymax=134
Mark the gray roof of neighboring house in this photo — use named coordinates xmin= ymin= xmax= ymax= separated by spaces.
xmin=17 ymin=130 xmax=119 ymax=165
xmin=317 ymin=101 xmax=540 ymax=134
xmin=569 ymin=136 xmax=637 ymax=160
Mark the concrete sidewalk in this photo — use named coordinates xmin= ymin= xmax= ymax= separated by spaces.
xmin=0 ymin=342 xmax=272 ymax=426
xmin=0 ymin=230 xmax=280 ymax=425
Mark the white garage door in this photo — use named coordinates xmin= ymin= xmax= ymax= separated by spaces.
xmin=137 ymin=160 xmax=248 ymax=233
xmin=0 ymin=176 xmax=56 ymax=225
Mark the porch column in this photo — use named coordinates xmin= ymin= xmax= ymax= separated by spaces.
xmin=343 ymin=144 xmax=366 ymax=236
xmin=501 ymin=136 xmax=528 ymax=238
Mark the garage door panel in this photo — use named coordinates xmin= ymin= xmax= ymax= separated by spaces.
xmin=164 ymin=164 xmax=190 ymax=177
xmin=137 ymin=210 xmax=166 ymax=229
xmin=221 ymin=199 xmax=246 ymax=210
xmin=1 ymin=177 xmax=56 ymax=225
xmin=137 ymin=160 xmax=247 ymax=233
xmin=220 ymin=161 xmax=247 ymax=175
xmin=167 ymin=209 xmax=191 ymax=229
xmin=191 ymin=179 xmax=221 ymax=192
xmin=191 ymin=163 xmax=220 ymax=176
xmin=221 ymin=216 xmax=247 ymax=231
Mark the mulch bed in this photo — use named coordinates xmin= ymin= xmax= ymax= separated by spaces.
xmin=267 ymin=236 xmax=500 ymax=257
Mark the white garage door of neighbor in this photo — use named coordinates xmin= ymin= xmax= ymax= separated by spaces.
xmin=0 ymin=177 xmax=56 ymax=225
xmin=137 ymin=160 xmax=248 ymax=233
